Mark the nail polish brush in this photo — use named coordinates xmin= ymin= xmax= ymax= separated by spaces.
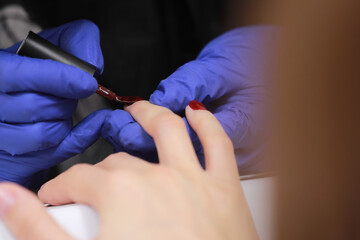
xmin=16 ymin=31 xmax=143 ymax=105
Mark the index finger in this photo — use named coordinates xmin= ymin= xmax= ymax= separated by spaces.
xmin=125 ymin=101 xmax=201 ymax=170
xmin=185 ymin=103 xmax=239 ymax=181
xmin=0 ymin=51 xmax=97 ymax=99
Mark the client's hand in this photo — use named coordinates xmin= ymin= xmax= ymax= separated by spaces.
xmin=0 ymin=101 xmax=258 ymax=240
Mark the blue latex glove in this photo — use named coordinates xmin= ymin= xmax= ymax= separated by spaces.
xmin=102 ymin=26 xmax=275 ymax=173
xmin=0 ymin=20 xmax=110 ymax=185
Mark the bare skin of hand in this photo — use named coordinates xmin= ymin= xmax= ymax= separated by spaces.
xmin=0 ymin=101 xmax=258 ymax=240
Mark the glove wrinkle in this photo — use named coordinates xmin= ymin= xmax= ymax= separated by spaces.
xmin=0 ymin=20 xmax=106 ymax=185
xmin=104 ymin=26 xmax=275 ymax=173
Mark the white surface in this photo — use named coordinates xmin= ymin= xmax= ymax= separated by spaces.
xmin=47 ymin=204 xmax=99 ymax=239
xmin=241 ymin=177 xmax=275 ymax=240
xmin=0 ymin=177 xmax=275 ymax=240
xmin=0 ymin=204 xmax=99 ymax=240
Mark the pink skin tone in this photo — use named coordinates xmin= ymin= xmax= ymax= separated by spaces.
xmin=0 ymin=101 xmax=258 ymax=240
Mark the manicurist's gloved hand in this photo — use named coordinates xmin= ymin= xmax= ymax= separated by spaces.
xmin=0 ymin=20 xmax=110 ymax=186
xmin=102 ymin=26 xmax=275 ymax=172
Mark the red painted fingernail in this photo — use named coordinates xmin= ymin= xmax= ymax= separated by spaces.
xmin=189 ymin=100 xmax=206 ymax=110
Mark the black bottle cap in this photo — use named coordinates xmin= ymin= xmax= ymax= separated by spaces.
xmin=17 ymin=31 xmax=99 ymax=77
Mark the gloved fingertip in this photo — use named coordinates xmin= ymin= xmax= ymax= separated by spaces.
xmin=149 ymin=89 xmax=184 ymax=112
xmin=101 ymin=110 xmax=135 ymax=147
xmin=69 ymin=70 xmax=99 ymax=99
xmin=149 ymin=89 xmax=164 ymax=105
xmin=149 ymin=72 xmax=199 ymax=112
xmin=102 ymin=110 xmax=133 ymax=133
xmin=102 ymin=111 xmax=154 ymax=152
xmin=57 ymin=109 xmax=111 ymax=155
xmin=86 ymin=76 xmax=99 ymax=95
xmin=79 ymin=109 xmax=112 ymax=130
xmin=118 ymin=123 xmax=155 ymax=151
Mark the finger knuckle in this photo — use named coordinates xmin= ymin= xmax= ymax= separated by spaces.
xmin=104 ymin=171 xmax=135 ymax=191
xmin=153 ymin=167 xmax=176 ymax=183
xmin=156 ymin=112 xmax=184 ymax=130
xmin=68 ymin=163 xmax=91 ymax=174
xmin=150 ymin=113 xmax=185 ymax=138
xmin=113 ymin=152 xmax=132 ymax=159
xmin=104 ymin=152 xmax=130 ymax=164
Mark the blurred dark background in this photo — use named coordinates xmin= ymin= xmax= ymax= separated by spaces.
xmin=1 ymin=0 xmax=267 ymax=102
xmin=0 ymin=0 xmax=271 ymax=183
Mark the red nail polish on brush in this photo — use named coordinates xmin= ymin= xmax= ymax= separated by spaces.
xmin=189 ymin=100 xmax=206 ymax=110
xmin=96 ymin=84 xmax=144 ymax=105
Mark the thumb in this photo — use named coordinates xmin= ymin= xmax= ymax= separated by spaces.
xmin=54 ymin=109 xmax=111 ymax=158
xmin=149 ymin=52 xmax=249 ymax=113
xmin=150 ymin=26 xmax=274 ymax=113
xmin=6 ymin=19 xmax=104 ymax=74
xmin=149 ymin=60 xmax=227 ymax=113
xmin=0 ymin=182 xmax=71 ymax=240
xmin=40 ymin=19 xmax=104 ymax=72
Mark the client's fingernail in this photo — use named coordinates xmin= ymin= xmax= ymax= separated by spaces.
xmin=0 ymin=187 xmax=16 ymax=219
xmin=122 ymin=97 xmax=145 ymax=108
xmin=189 ymin=100 xmax=206 ymax=110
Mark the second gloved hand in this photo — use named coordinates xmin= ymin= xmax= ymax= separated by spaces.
xmin=0 ymin=20 xmax=109 ymax=185
xmin=102 ymin=26 xmax=276 ymax=172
